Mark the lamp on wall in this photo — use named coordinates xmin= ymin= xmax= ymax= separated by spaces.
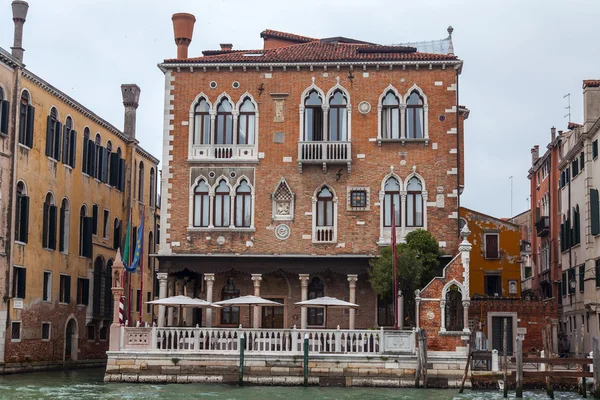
xmin=569 ymin=277 xmax=576 ymax=293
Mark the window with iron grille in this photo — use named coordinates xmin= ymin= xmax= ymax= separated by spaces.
xmin=11 ymin=322 xmax=21 ymax=340
xmin=41 ymin=322 xmax=50 ymax=341
xmin=350 ymin=190 xmax=367 ymax=208
xmin=445 ymin=285 xmax=464 ymax=331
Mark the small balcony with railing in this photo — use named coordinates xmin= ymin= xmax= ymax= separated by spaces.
xmin=298 ymin=141 xmax=352 ymax=173
xmin=535 ymin=216 xmax=550 ymax=237
xmin=190 ymin=144 xmax=258 ymax=163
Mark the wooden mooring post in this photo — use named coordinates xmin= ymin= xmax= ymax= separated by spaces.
xmin=503 ymin=318 xmax=508 ymax=398
xmin=459 ymin=332 xmax=474 ymax=394
xmin=415 ymin=328 xmax=428 ymax=388
xmin=581 ymin=325 xmax=587 ymax=398
xmin=515 ymin=335 xmax=523 ymax=398
xmin=593 ymin=337 xmax=600 ymax=398
xmin=542 ymin=324 xmax=554 ymax=399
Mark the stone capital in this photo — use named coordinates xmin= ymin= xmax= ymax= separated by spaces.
xmin=157 ymin=272 xmax=168 ymax=281
xmin=347 ymin=274 xmax=358 ymax=287
xmin=299 ymin=274 xmax=310 ymax=287
xmin=204 ymin=273 xmax=215 ymax=282
xmin=251 ymin=274 xmax=262 ymax=287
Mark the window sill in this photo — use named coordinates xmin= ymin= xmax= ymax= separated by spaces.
xmin=187 ymin=227 xmax=256 ymax=233
xmin=17 ymin=143 xmax=30 ymax=151
xmin=484 ymin=257 xmax=500 ymax=260
xmin=438 ymin=330 xmax=470 ymax=337
xmin=42 ymin=338 xmax=51 ymax=342
xmin=15 ymin=241 xmax=26 ymax=246
xmin=11 ymin=339 xmax=21 ymax=343
xmin=43 ymin=247 xmax=56 ymax=252
xmin=47 ymin=156 xmax=59 ymax=163
xmin=186 ymin=157 xmax=259 ymax=164
xmin=312 ymin=241 xmax=337 ymax=245
xmin=377 ymin=138 xmax=429 ymax=146
xmin=59 ymin=302 xmax=69 ymax=306
xmin=42 ymin=299 xmax=52 ymax=303
xmin=63 ymin=164 xmax=73 ymax=171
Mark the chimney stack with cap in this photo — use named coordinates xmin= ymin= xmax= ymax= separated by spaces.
xmin=121 ymin=84 xmax=141 ymax=140
xmin=11 ymin=1 xmax=29 ymax=62
xmin=551 ymin=126 xmax=556 ymax=141
xmin=220 ymin=43 xmax=233 ymax=51
xmin=172 ymin=13 xmax=196 ymax=59
xmin=531 ymin=145 xmax=539 ymax=165
xmin=583 ymin=80 xmax=600 ymax=131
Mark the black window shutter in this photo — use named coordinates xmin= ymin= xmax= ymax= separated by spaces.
xmin=54 ymin=122 xmax=62 ymax=160
xmin=92 ymin=205 xmax=98 ymax=235
xmin=0 ymin=100 xmax=9 ymax=134
xmin=83 ymin=279 xmax=90 ymax=305
xmin=65 ymin=276 xmax=71 ymax=304
xmin=62 ymin=126 xmax=69 ymax=164
xmin=82 ymin=139 xmax=88 ymax=173
xmin=26 ymin=105 xmax=35 ymax=147
xmin=77 ymin=278 xmax=81 ymax=304
xmin=87 ymin=140 xmax=95 ymax=176
xmin=42 ymin=202 xmax=49 ymax=247
xmin=109 ymin=152 xmax=119 ymax=186
xmin=59 ymin=205 xmax=66 ymax=252
xmin=48 ymin=205 xmax=57 ymax=250
xmin=119 ymin=158 xmax=126 ymax=191
xmin=113 ymin=219 xmax=120 ymax=250
xmin=101 ymin=147 xmax=108 ymax=183
xmin=18 ymin=269 xmax=26 ymax=299
xmin=83 ymin=217 xmax=93 ymax=258
xmin=21 ymin=196 xmax=29 ymax=243
xmin=70 ymin=131 xmax=76 ymax=168
xmin=592 ymin=189 xmax=600 ymax=235
xmin=45 ymin=116 xmax=53 ymax=156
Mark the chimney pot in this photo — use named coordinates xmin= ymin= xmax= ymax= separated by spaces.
xmin=121 ymin=84 xmax=141 ymax=140
xmin=11 ymin=1 xmax=29 ymax=62
xmin=220 ymin=43 xmax=233 ymax=51
xmin=583 ymin=79 xmax=600 ymax=131
xmin=531 ymin=145 xmax=539 ymax=165
xmin=551 ymin=126 xmax=556 ymax=141
xmin=171 ymin=13 xmax=196 ymax=59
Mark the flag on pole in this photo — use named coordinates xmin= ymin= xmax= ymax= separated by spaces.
xmin=123 ymin=215 xmax=132 ymax=269
xmin=125 ymin=215 xmax=144 ymax=273
xmin=391 ymin=203 xmax=398 ymax=330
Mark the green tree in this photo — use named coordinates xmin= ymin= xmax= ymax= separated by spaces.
xmin=369 ymin=229 xmax=442 ymax=326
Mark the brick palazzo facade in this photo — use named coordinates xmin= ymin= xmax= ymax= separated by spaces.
xmin=156 ymin=14 xmax=469 ymax=332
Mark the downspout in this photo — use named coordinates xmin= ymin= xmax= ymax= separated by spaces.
xmin=5 ymin=65 xmax=22 ymax=319
xmin=455 ymin=65 xmax=461 ymax=237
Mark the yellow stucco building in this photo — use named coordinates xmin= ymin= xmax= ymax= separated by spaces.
xmin=460 ymin=207 xmax=522 ymax=298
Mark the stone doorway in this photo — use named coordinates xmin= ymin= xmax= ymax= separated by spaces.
xmin=64 ymin=317 xmax=78 ymax=361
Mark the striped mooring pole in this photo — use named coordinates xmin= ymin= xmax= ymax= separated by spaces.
xmin=119 ymin=296 xmax=125 ymax=325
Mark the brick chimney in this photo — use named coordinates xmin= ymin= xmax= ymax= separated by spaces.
xmin=583 ymin=80 xmax=600 ymax=131
xmin=11 ymin=1 xmax=29 ymax=62
xmin=171 ymin=13 xmax=196 ymax=59
xmin=121 ymin=84 xmax=141 ymax=140
xmin=531 ymin=145 xmax=539 ymax=165
xmin=220 ymin=43 xmax=233 ymax=51
xmin=551 ymin=126 xmax=556 ymax=142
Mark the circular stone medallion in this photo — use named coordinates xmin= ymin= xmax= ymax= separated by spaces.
xmin=275 ymin=224 xmax=291 ymax=240
xmin=216 ymin=236 xmax=226 ymax=245
xmin=427 ymin=311 xmax=435 ymax=320
xmin=358 ymin=101 xmax=371 ymax=114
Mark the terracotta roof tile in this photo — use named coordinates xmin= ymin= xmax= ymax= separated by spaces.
xmin=260 ymin=29 xmax=316 ymax=43
xmin=164 ymin=41 xmax=457 ymax=64
xmin=583 ymin=80 xmax=600 ymax=88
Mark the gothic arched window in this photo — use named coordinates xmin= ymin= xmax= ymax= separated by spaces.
xmin=406 ymin=177 xmax=424 ymax=227
xmin=304 ymin=90 xmax=323 ymax=141
xmin=193 ymin=98 xmax=211 ymax=144
xmin=383 ymin=177 xmax=400 ymax=227
xmin=237 ymin=98 xmax=256 ymax=145
xmin=406 ymin=91 xmax=424 ymax=139
xmin=381 ymin=91 xmax=400 ymax=139
xmin=445 ymin=285 xmax=464 ymax=332
xmin=328 ymin=90 xmax=348 ymax=141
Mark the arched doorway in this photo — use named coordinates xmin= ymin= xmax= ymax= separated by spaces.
xmin=64 ymin=317 xmax=78 ymax=361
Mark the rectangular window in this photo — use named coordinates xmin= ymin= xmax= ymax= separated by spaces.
xmin=484 ymin=274 xmax=501 ymax=296
xmin=43 ymin=271 xmax=52 ymax=302
xmin=77 ymin=278 xmax=89 ymax=305
xmin=59 ymin=274 xmax=71 ymax=304
xmin=136 ymin=289 xmax=141 ymax=312
xmin=596 ymin=260 xmax=600 ymax=288
xmin=147 ymin=292 xmax=152 ymax=314
xmin=580 ymin=265 xmax=585 ymax=293
xmin=484 ymin=233 xmax=499 ymax=259
xmin=12 ymin=266 xmax=26 ymax=299
xmin=350 ymin=190 xmax=367 ymax=208
xmin=103 ymin=209 xmax=109 ymax=239
xmin=581 ymin=152 xmax=585 ymax=170
xmin=87 ymin=325 xmax=96 ymax=341
xmin=0 ymin=97 xmax=9 ymax=135
xmin=11 ymin=322 xmax=21 ymax=341
xmin=572 ymin=158 xmax=579 ymax=177
xmin=566 ymin=168 xmax=570 ymax=184
xmin=99 ymin=327 xmax=107 ymax=341
xmin=562 ymin=271 xmax=567 ymax=296
xmin=92 ymin=205 xmax=99 ymax=236
xmin=41 ymin=322 xmax=51 ymax=341
xmin=594 ymin=139 xmax=599 ymax=160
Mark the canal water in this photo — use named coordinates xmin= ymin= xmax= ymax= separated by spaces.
xmin=0 ymin=368 xmax=584 ymax=399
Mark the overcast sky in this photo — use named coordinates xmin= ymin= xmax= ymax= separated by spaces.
xmin=1 ymin=0 xmax=599 ymax=218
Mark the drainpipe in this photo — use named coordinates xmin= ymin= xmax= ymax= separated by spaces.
xmin=455 ymin=66 xmax=461 ymax=237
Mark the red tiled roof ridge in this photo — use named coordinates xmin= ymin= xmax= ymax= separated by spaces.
xmin=260 ymin=29 xmax=317 ymax=43
xmin=583 ymin=80 xmax=600 ymax=88
xmin=567 ymin=122 xmax=583 ymax=129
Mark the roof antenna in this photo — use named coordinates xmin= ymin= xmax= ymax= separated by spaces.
xmin=447 ymin=26 xmax=454 ymax=55
xmin=563 ymin=93 xmax=571 ymax=122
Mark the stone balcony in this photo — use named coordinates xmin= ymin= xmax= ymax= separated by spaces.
xmin=297 ymin=141 xmax=351 ymax=173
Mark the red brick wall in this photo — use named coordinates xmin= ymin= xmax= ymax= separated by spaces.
xmin=164 ymin=66 xmax=465 ymax=257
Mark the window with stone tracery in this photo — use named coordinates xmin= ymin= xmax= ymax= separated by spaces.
xmin=272 ymin=178 xmax=294 ymax=220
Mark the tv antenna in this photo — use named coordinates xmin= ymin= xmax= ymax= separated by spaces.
xmin=563 ymin=93 xmax=571 ymax=121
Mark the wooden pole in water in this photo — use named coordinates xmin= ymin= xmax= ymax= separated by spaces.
xmin=503 ymin=318 xmax=508 ymax=398
xmin=420 ymin=329 xmax=428 ymax=389
xmin=415 ymin=329 xmax=422 ymax=389
xmin=459 ymin=332 xmax=473 ymax=394
xmin=582 ymin=325 xmax=588 ymax=398
xmin=593 ymin=337 xmax=600 ymax=398
xmin=542 ymin=325 xmax=554 ymax=399
xmin=515 ymin=335 xmax=523 ymax=398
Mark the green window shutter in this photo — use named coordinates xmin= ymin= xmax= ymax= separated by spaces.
xmin=562 ymin=271 xmax=567 ymax=296
xmin=596 ymin=260 xmax=600 ymax=288
xmin=592 ymin=189 xmax=600 ymax=235
xmin=580 ymin=265 xmax=585 ymax=292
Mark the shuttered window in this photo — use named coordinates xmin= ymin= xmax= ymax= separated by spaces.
xmin=0 ymin=88 xmax=9 ymax=135
xmin=581 ymin=152 xmax=585 ymax=171
xmin=15 ymin=182 xmax=29 ymax=243
xmin=82 ymin=217 xmax=93 ymax=258
xmin=579 ymin=265 xmax=585 ymax=293
xmin=45 ymin=108 xmax=62 ymax=160
xmin=12 ymin=266 xmax=26 ymax=299
xmin=596 ymin=260 xmax=600 ymax=288
xmin=59 ymin=275 xmax=71 ymax=304
xmin=485 ymin=234 xmax=499 ymax=259
xmin=592 ymin=189 xmax=600 ymax=235
xmin=77 ymin=278 xmax=90 ymax=305
xmin=572 ymin=158 xmax=579 ymax=177
xmin=42 ymin=194 xmax=57 ymax=251
xmin=491 ymin=316 xmax=513 ymax=356
xmin=562 ymin=271 xmax=567 ymax=296
xmin=92 ymin=205 xmax=98 ymax=236
xmin=18 ymin=92 xmax=34 ymax=147
xmin=594 ymin=140 xmax=599 ymax=160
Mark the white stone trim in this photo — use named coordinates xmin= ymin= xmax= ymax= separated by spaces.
xmin=188 ymin=92 xmax=212 ymax=159
xmin=311 ymin=184 xmax=338 ymax=243
xmin=403 ymin=84 xmax=429 ymax=141
xmin=325 ymin=78 xmax=352 ymax=141
xmin=159 ymin=72 xmax=175 ymax=255
xmin=377 ymin=84 xmax=402 ymax=141
xmin=271 ymin=177 xmax=294 ymax=221
xmin=299 ymin=79 xmax=326 ymax=142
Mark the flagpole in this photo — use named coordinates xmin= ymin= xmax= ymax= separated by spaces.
xmin=127 ymin=207 xmax=132 ymax=326
xmin=139 ymin=207 xmax=145 ymax=324
xmin=392 ymin=203 xmax=398 ymax=331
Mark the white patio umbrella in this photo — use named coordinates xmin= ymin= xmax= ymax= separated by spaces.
xmin=146 ymin=295 xmax=220 ymax=327
xmin=295 ymin=297 xmax=359 ymax=328
xmin=213 ymin=295 xmax=284 ymax=328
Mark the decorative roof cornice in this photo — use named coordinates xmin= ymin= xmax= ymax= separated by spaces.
xmin=22 ymin=68 xmax=130 ymax=143
xmin=0 ymin=46 xmax=23 ymax=69
xmin=135 ymin=144 xmax=159 ymax=166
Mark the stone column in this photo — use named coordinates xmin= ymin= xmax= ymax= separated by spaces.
xmin=185 ymin=279 xmax=196 ymax=326
xmin=415 ymin=289 xmax=421 ymax=329
xmin=251 ymin=274 xmax=262 ymax=329
xmin=109 ymin=250 xmax=125 ymax=352
xmin=157 ymin=273 xmax=168 ymax=327
xmin=204 ymin=273 xmax=215 ymax=328
xmin=347 ymin=275 xmax=358 ymax=330
xmin=299 ymin=274 xmax=310 ymax=329
xmin=462 ymin=300 xmax=470 ymax=332
xmin=459 ymin=225 xmax=472 ymax=332
xmin=167 ymin=276 xmax=175 ymax=326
